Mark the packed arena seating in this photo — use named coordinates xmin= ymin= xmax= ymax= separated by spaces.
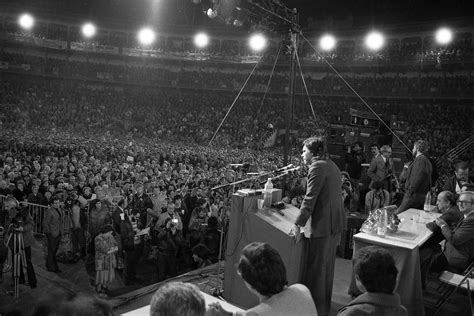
xmin=1 ymin=69 xmax=472 ymax=153
xmin=1 ymin=51 xmax=473 ymax=97
xmin=1 ymin=12 xmax=473 ymax=65
xmin=0 ymin=11 xmax=472 ymax=299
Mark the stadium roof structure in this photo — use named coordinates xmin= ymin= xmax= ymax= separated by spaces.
xmin=0 ymin=0 xmax=472 ymax=34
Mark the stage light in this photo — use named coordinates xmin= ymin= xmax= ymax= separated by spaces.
xmin=18 ymin=13 xmax=34 ymax=30
xmin=249 ymin=33 xmax=267 ymax=52
xmin=207 ymin=8 xmax=218 ymax=18
xmin=194 ymin=32 xmax=209 ymax=48
xmin=82 ymin=23 xmax=96 ymax=38
xmin=365 ymin=31 xmax=385 ymax=51
xmin=319 ymin=34 xmax=336 ymax=51
xmin=138 ymin=27 xmax=156 ymax=46
xmin=435 ymin=27 xmax=453 ymax=45
xmin=233 ymin=19 xmax=243 ymax=27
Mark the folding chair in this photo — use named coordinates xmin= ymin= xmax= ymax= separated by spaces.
xmin=434 ymin=262 xmax=474 ymax=315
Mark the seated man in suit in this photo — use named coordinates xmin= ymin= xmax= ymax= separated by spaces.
xmin=425 ymin=191 xmax=463 ymax=244
xmin=443 ymin=158 xmax=471 ymax=195
xmin=429 ymin=191 xmax=474 ymax=274
xmin=207 ymin=242 xmax=317 ymax=316
xmin=338 ymin=246 xmax=407 ymax=316
xmin=420 ymin=190 xmax=463 ymax=287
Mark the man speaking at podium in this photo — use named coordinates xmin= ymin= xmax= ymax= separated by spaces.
xmin=290 ymin=136 xmax=346 ymax=316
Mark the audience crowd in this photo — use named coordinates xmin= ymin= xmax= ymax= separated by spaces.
xmin=0 ymin=18 xmax=472 ymax=315
xmin=1 ymin=51 xmax=474 ymax=98
xmin=0 ymin=119 xmax=305 ymax=289
xmin=0 ymin=72 xmax=472 ymax=157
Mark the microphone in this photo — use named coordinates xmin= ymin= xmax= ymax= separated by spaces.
xmin=229 ymin=163 xmax=251 ymax=168
xmin=283 ymin=166 xmax=301 ymax=173
xmin=276 ymin=164 xmax=294 ymax=172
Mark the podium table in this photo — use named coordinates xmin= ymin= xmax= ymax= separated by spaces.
xmin=223 ymin=193 xmax=304 ymax=309
xmin=348 ymin=208 xmax=440 ymax=316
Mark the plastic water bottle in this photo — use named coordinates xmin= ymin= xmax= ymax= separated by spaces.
xmin=263 ymin=178 xmax=273 ymax=208
xmin=423 ymin=192 xmax=432 ymax=212
xmin=377 ymin=208 xmax=387 ymax=237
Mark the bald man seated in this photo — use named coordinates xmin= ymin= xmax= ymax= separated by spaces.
xmin=425 ymin=191 xmax=474 ymax=275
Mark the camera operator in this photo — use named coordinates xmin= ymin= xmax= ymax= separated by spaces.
xmin=156 ymin=217 xmax=184 ymax=281
xmin=3 ymin=197 xmax=37 ymax=288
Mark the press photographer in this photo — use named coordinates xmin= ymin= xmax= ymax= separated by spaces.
xmin=3 ymin=196 xmax=37 ymax=289
xmin=156 ymin=217 xmax=184 ymax=281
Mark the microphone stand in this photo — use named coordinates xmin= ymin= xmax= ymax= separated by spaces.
xmin=208 ymin=167 xmax=297 ymax=288
xmin=211 ymin=166 xmax=298 ymax=191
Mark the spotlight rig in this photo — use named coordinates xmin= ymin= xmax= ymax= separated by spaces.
xmin=193 ymin=0 xmax=300 ymax=33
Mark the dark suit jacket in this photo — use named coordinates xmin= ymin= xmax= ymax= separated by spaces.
xmin=426 ymin=205 xmax=463 ymax=232
xmin=367 ymin=155 xmax=394 ymax=189
xmin=295 ymin=158 xmax=345 ymax=238
xmin=42 ymin=206 xmax=64 ymax=237
xmin=112 ymin=206 xmax=124 ymax=234
xmin=404 ymin=154 xmax=432 ymax=195
xmin=441 ymin=212 xmax=474 ymax=271
xmin=27 ymin=192 xmax=47 ymax=206
xmin=443 ymin=175 xmax=471 ymax=195
xmin=425 ymin=205 xmax=463 ymax=246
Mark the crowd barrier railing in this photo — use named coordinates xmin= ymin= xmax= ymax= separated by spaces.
xmin=0 ymin=195 xmax=71 ymax=236
xmin=27 ymin=202 xmax=49 ymax=235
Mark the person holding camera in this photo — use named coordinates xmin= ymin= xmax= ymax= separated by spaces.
xmin=156 ymin=217 xmax=184 ymax=281
xmin=3 ymin=197 xmax=37 ymax=288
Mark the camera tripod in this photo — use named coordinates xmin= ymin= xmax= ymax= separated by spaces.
xmin=5 ymin=228 xmax=27 ymax=299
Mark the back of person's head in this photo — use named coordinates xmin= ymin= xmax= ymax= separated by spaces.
xmin=207 ymin=216 xmax=218 ymax=228
xmin=117 ymin=199 xmax=126 ymax=208
xmin=150 ymin=282 xmax=205 ymax=316
xmin=414 ymin=140 xmax=429 ymax=154
xmin=372 ymin=181 xmax=384 ymax=191
xmin=237 ymin=242 xmax=287 ymax=297
xmin=100 ymin=224 xmax=115 ymax=234
xmin=302 ymin=136 xmax=327 ymax=158
xmin=32 ymin=292 xmax=113 ymax=316
xmin=380 ymin=145 xmax=391 ymax=153
xmin=354 ymin=246 xmax=397 ymax=294
xmin=56 ymin=294 xmax=113 ymax=316
xmin=192 ymin=243 xmax=210 ymax=261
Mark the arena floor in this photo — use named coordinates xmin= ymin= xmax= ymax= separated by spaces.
xmin=0 ymin=235 xmax=471 ymax=316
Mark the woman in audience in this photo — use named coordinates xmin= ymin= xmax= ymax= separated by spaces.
xmin=94 ymin=224 xmax=118 ymax=296
xmin=207 ymin=242 xmax=317 ymax=316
